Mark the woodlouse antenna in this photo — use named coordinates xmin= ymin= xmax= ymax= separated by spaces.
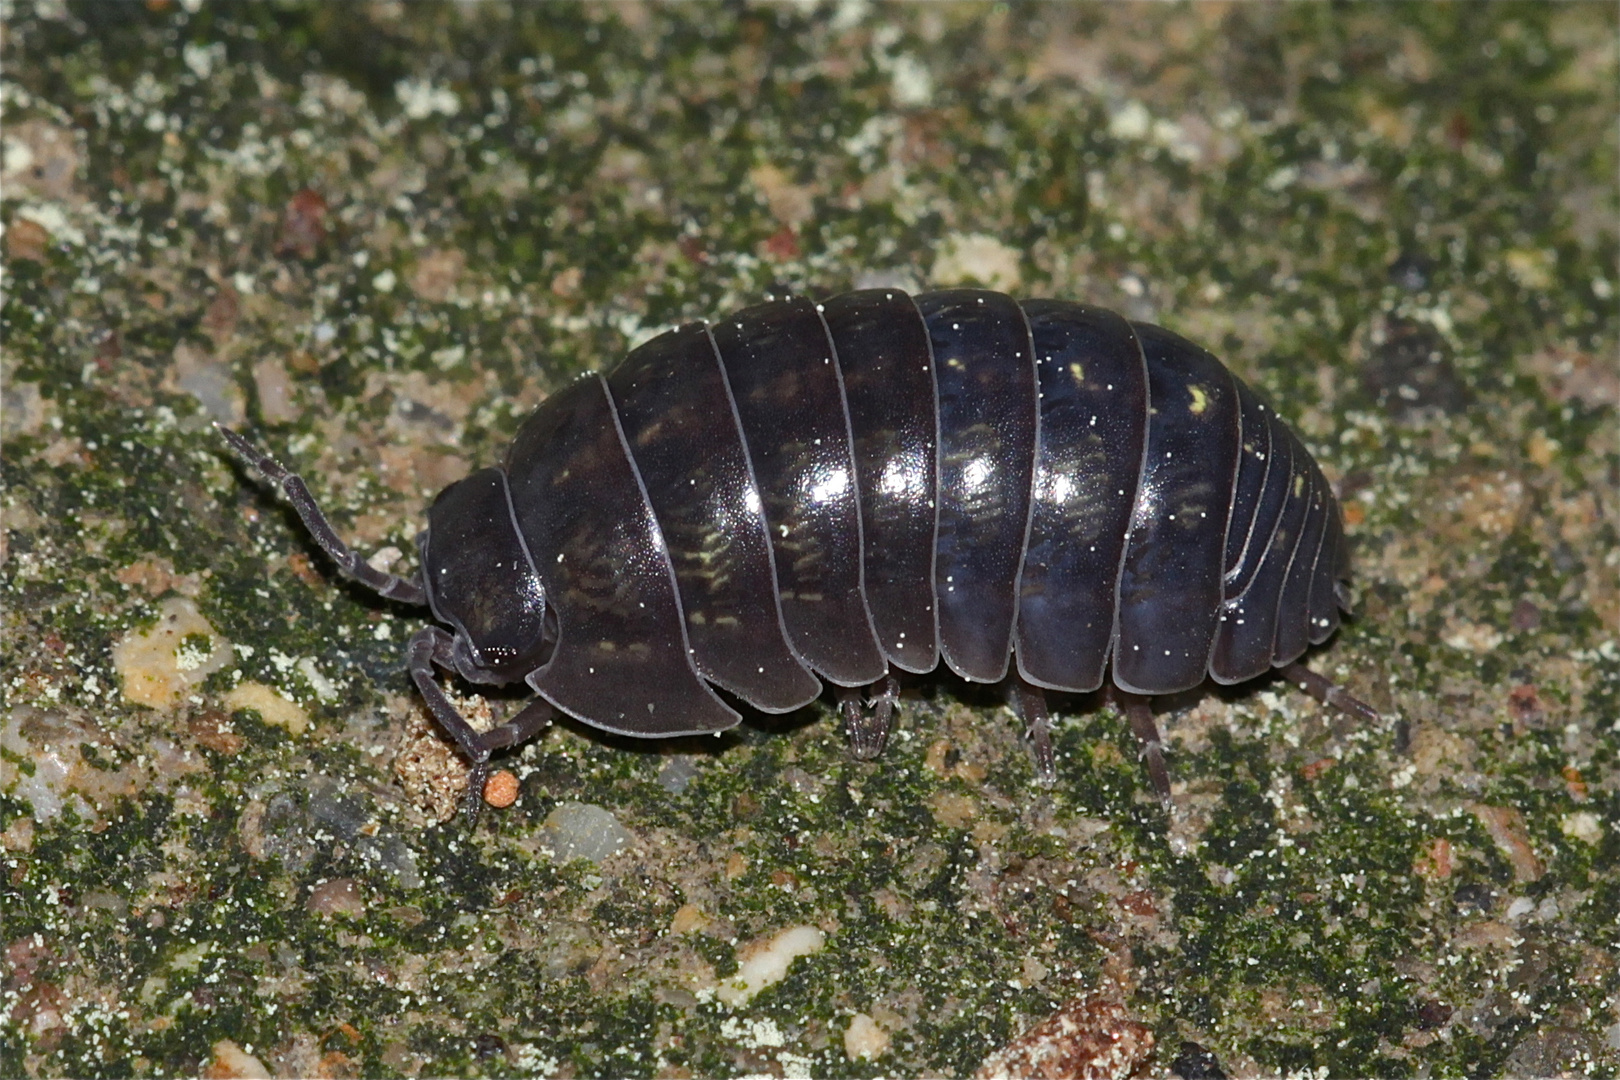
xmin=1278 ymin=661 xmax=1382 ymax=726
xmin=217 ymin=423 xmax=429 ymax=606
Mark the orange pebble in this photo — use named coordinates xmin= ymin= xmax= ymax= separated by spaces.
xmin=483 ymin=770 xmax=520 ymax=808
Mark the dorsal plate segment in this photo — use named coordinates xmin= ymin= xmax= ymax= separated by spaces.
xmin=505 ymin=375 xmax=739 ymax=736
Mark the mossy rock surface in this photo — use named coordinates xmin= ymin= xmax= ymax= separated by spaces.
xmin=3 ymin=4 xmax=1616 ymax=1077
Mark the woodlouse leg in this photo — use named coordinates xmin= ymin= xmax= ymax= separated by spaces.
xmin=406 ymin=626 xmax=532 ymax=819
xmin=218 ymin=424 xmax=428 ymax=606
xmin=1009 ymin=677 xmax=1056 ymax=787
xmin=840 ymin=671 xmax=900 ymax=759
xmin=481 ymin=696 xmax=556 ymax=753
xmin=1278 ymin=662 xmax=1381 ymax=725
xmin=1117 ymin=693 xmax=1172 ymax=808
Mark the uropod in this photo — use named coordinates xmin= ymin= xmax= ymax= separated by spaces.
xmin=221 ymin=288 xmax=1378 ymax=815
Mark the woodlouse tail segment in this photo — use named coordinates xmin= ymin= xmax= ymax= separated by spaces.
xmin=408 ymin=626 xmax=555 ymax=821
xmin=1277 ymin=661 xmax=1381 ymax=726
xmin=217 ymin=424 xmax=428 ymax=606
xmin=840 ymin=671 xmax=901 ymax=759
xmin=1118 ymin=693 xmax=1172 ymax=808
xmin=1009 ymin=677 xmax=1056 ymax=787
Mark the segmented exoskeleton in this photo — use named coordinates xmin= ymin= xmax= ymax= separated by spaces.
xmin=222 ymin=288 xmax=1377 ymax=813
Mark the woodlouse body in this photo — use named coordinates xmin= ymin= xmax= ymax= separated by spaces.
xmin=224 ymin=287 xmax=1373 ymax=810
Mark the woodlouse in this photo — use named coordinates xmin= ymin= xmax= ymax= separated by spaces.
xmin=222 ymin=287 xmax=1377 ymax=813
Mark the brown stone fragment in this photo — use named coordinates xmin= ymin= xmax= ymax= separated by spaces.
xmin=1117 ymin=890 xmax=1157 ymax=917
xmin=550 ymin=265 xmax=583 ymax=297
xmin=251 ymin=356 xmax=299 ymax=424
xmin=762 ymin=224 xmax=800 ymax=260
xmin=974 ymin=996 xmax=1154 ymax=1080
xmin=1561 ymin=765 xmax=1588 ymax=802
xmin=285 ymin=551 xmax=324 ymax=588
xmin=307 ymin=878 xmax=365 ymax=918
xmin=316 ymin=1050 xmax=357 ymax=1078
xmin=115 ymin=556 xmax=188 ymax=597
xmin=1502 ymin=1025 xmax=1603 ymax=1079
xmin=5 ymin=217 xmax=50 ymax=262
xmin=1507 ymin=684 xmax=1546 ymax=729
xmin=202 ymin=284 xmax=239 ymax=343
xmin=203 ymin=1039 xmax=271 ymax=1079
xmin=410 ymin=247 xmax=465 ymax=302
xmin=1525 ymin=342 xmax=1619 ymax=409
xmin=2 ymin=120 xmax=83 ymax=201
xmin=1300 ymin=757 xmax=1337 ymax=781
xmin=276 ymin=189 xmax=328 ymax=259
xmin=189 ymin=710 xmax=246 ymax=756
xmin=9 ymin=980 xmax=68 ymax=1050
xmin=1414 ymin=837 xmax=1453 ymax=881
xmin=1510 ymin=597 xmax=1541 ymax=631
xmin=1468 ymin=802 xmax=1545 ymax=883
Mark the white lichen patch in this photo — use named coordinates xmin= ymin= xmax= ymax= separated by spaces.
xmin=719 ymin=1015 xmax=786 ymax=1048
xmin=295 ymin=657 xmax=338 ymax=702
xmin=112 ymin=596 xmax=231 ymax=711
xmin=930 ymin=233 xmax=1022 ymax=292
xmin=223 ymin=681 xmax=309 ymax=735
xmin=1441 ymin=619 xmax=1505 ymax=653
xmin=1109 ymin=100 xmax=1153 ymax=140
xmin=713 ymin=924 xmax=826 ymax=1006
xmin=888 ymin=53 xmax=933 ymax=107
xmin=394 ymin=77 xmax=459 ymax=120
xmin=1561 ymin=811 xmax=1603 ymax=845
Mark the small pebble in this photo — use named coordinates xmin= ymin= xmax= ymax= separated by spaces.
xmin=541 ymin=802 xmax=634 ymax=863
xmin=5 ymin=216 xmax=50 ymax=262
xmin=223 ymin=681 xmax=309 ymax=735
xmin=203 ymin=1039 xmax=270 ymax=1080
xmin=974 ymin=996 xmax=1154 ymax=1080
xmin=668 ymin=903 xmax=710 ymax=935
xmin=307 ymin=878 xmax=365 ymax=919
xmin=715 ymin=924 xmax=825 ymax=1006
xmin=844 ymin=1013 xmax=891 ymax=1061
xmin=483 ymin=770 xmax=520 ymax=808
xmin=112 ymin=596 xmax=231 ymax=711
xmin=656 ymin=754 xmax=702 ymax=794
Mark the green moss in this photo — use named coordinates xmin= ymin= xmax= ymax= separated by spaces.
xmin=3 ymin=2 xmax=1616 ymax=1076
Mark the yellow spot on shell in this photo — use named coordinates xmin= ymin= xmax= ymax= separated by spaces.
xmin=1188 ymin=383 xmax=1209 ymax=415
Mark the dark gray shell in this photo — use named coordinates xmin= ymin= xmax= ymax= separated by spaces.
xmin=431 ymin=288 xmax=1350 ymax=736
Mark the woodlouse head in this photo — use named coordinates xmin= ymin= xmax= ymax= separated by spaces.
xmin=419 ymin=467 xmax=550 ymax=685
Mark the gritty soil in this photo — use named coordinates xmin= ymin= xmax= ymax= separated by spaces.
xmin=2 ymin=4 xmax=1616 ymax=1078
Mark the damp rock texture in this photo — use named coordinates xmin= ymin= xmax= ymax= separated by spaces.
xmin=2 ymin=5 xmax=1615 ymax=1078
xmin=974 ymin=996 xmax=1155 ymax=1080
